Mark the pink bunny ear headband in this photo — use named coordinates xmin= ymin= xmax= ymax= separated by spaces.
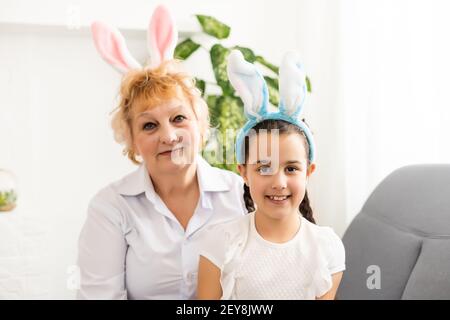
xmin=91 ymin=4 xmax=178 ymax=73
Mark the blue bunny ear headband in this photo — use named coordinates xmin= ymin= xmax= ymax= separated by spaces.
xmin=227 ymin=50 xmax=315 ymax=164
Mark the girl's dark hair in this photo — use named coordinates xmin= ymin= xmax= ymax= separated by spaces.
xmin=241 ymin=119 xmax=316 ymax=224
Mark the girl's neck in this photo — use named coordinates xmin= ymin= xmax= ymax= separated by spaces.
xmin=149 ymin=162 xmax=198 ymax=198
xmin=254 ymin=209 xmax=301 ymax=243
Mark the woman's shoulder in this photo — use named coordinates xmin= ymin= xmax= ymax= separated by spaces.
xmin=83 ymin=182 xmax=130 ymax=230
xmin=89 ymin=166 xmax=143 ymax=208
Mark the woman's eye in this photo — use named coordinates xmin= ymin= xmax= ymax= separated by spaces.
xmin=143 ymin=122 xmax=157 ymax=131
xmin=173 ymin=115 xmax=186 ymax=123
xmin=258 ymin=166 xmax=273 ymax=174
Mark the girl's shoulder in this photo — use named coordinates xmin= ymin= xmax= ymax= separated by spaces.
xmin=299 ymin=218 xmax=345 ymax=256
xmin=299 ymin=217 xmax=346 ymax=274
xmin=204 ymin=212 xmax=253 ymax=241
xmin=301 ymin=217 xmax=341 ymax=242
xmin=198 ymin=212 xmax=253 ymax=272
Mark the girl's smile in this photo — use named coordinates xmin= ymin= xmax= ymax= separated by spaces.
xmin=265 ymin=194 xmax=292 ymax=205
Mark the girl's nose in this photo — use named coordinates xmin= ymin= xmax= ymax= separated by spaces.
xmin=271 ymin=170 xmax=287 ymax=190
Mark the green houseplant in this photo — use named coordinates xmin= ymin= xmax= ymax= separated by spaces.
xmin=0 ymin=169 xmax=18 ymax=212
xmin=175 ymin=15 xmax=311 ymax=172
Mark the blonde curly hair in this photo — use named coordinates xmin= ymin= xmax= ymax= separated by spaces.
xmin=111 ymin=60 xmax=209 ymax=165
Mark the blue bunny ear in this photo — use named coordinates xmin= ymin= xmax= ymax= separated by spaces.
xmin=227 ymin=50 xmax=269 ymax=120
xmin=279 ymin=52 xmax=307 ymax=118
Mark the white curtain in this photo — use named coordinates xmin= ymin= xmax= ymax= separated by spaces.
xmin=337 ymin=0 xmax=450 ymax=226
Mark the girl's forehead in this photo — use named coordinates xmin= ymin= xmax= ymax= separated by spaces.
xmin=248 ymin=132 xmax=308 ymax=163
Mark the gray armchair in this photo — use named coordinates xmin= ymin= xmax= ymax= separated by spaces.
xmin=337 ymin=164 xmax=450 ymax=299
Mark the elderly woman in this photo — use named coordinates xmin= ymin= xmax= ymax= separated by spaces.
xmin=76 ymin=59 xmax=246 ymax=299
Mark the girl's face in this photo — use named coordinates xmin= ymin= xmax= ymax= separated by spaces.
xmin=131 ymin=95 xmax=201 ymax=174
xmin=238 ymin=132 xmax=315 ymax=220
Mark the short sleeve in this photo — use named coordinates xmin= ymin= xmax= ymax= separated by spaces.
xmin=198 ymin=224 xmax=230 ymax=270
xmin=313 ymin=227 xmax=346 ymax=297
xmin=324 ymin=228 xmax=346 ymax=274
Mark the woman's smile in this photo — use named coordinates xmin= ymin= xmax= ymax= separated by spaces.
xmin=158 ymin=147 xmax=183 ymax=157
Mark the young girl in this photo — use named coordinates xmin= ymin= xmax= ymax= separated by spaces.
xmin=197 ymin=50 xmax=345 ymax=300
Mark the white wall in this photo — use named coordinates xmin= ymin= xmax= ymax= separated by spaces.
xmin=293 ymin=0 xmax=348 ymax=236
xmin=0 ymin=22 xmax=136 ymax=299
xmin=1 ymin=0 xmax=326 ymax=299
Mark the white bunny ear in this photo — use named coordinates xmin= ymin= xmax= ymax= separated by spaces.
xmin=227 ymin=50 xmax=269 ymax=120
xmin=147 ymin=5 xmax=178 ymax=68
xmin=279 ymin=51 xmax=307 ymax=117
xmin=91 ymin=21 xmax=142 ymax=74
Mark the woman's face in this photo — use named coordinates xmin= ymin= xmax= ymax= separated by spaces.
xmin=131 ymin=95 xmax=201 ymax=174
xmin=238 ymin=132 xmax=315 ymax=220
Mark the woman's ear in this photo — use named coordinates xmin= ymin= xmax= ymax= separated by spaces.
xmin=131 ymin=138 xmax=140 ymax=156
xmin=237 ymin=164 xmax=248 ymax=185
xmin=307 ymin=163 xmax=316 ymax=177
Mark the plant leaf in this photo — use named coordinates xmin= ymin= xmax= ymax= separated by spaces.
xmin=210 ymin=44 xmax=234 ymax=95
xmin=217 ymin=95 xmax=245 ymax=172
xmin=255 ymin=55 xmax=279 ymax=74
xmin=305 ymin=76 xmax=312 ymax=93
xmin=264 ymin=76 xmax=280 ymax=106
xmin=206 ymin=95 xmax=221 ymax=127
xmin=196 ymin=15 xmax=230 ymax=39
xmin=174 ymin=38 xmax=200 ymax=60
xmin=217 ymin=95 xmax=246 ymax=133
xmin=232 ymin=46 xmax=256 ymax=63
xmin=203 ymin=95 xmax=245 ymax=173
xmin=195 ymin=78 xmax=206 ymax=96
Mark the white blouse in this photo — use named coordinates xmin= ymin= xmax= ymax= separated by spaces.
xmin=199 ymin=211 xmax=346 ymax=300
xmin=77 ymin=156 xmax=246 ymax=300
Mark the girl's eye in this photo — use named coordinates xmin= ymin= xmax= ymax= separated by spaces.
xmin=173 ymin=115 xmax=186 ymax=123
xmin=258 ymin=166 xmax=273 ymax=174
xmin=286 ymin=166 xmax=299 ymax=173
xmin=143 ymin=122 xmax=157 ymax=131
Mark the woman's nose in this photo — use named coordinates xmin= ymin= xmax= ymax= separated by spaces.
xmin=159 ymin=124 xmax=179 ymax=144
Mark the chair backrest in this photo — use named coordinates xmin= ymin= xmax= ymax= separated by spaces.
xmin=337 ymin=164 xmax=450 ymax=299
